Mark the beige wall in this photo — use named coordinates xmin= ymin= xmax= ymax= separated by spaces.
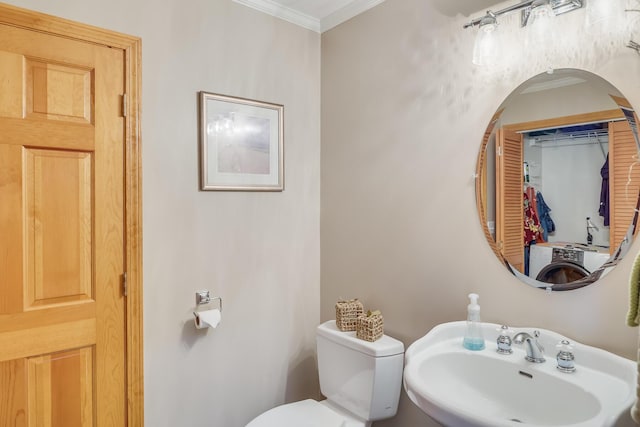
xmin=321 ymin=0 xmax=640 ymax=426
xmin=3 ymin=0 xmax=321 ymax=426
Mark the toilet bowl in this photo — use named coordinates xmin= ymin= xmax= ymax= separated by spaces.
xmin=246 ymin=320 xmax=405 ymax=427
xmin=246 ymin=399 xmax=365 ymax=427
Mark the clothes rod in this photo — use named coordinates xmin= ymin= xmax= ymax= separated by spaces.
xmin=515 ymin=117 xmax=626 ymax=135
xmin=529 ymin=129 xmax=609 ymax=144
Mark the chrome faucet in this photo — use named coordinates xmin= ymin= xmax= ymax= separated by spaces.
xmin=513 ymin=330 xmax=545 ymax=363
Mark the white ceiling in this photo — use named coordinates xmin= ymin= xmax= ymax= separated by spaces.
xmin=232 ymin=0 xmax=386 ymax=33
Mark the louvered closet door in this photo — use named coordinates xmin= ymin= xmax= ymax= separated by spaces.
xmin=609 ymin=120 xmax=640 ymax=253
xmin=0 ymin=23 xmax=126 ymax=426
xmin=496 ymin=128 xmax=524 ymax=273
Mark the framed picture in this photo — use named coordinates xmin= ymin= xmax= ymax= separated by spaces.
xmin=199 ymin=91 xmax=284 ymax=191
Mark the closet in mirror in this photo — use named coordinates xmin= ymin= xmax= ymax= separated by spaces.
xmin=476 ymin=69 xmax=640 ymax=291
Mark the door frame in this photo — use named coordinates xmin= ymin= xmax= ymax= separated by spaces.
xmin=0 ymin=3 xmax=144 ymax=425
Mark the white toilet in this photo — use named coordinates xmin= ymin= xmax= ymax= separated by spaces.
xmin=246 ymin=320 xmax=405 ymax=427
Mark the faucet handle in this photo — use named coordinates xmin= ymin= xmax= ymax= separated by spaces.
xmin=556 ymin=340 xmax=576 ymax=373
xmin=532 ymin=330 xmax=544 ymax=352
xmin=496 ymin=325 xmax=513 ymax=355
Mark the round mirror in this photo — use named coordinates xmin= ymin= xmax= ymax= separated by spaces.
xmin=476 ymin=69 xmax=640 ymax=291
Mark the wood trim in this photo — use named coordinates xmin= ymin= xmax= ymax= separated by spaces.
xmin=610 ymin=95 xmax=633 ymax=110
xmin=476 ymin=122 xmax=502 ymax=260
xmin=503 ymin=109 xmax=625 ymax=132
xmin=476 ymin=110 xmax=504 ymax=261
xmin=0 ymin=2 xmax=139 ymax=49
xmin=0 ymin=3 xmax=144 ymax=425
xmin=124 ymin=37 xmax=144 ymax=427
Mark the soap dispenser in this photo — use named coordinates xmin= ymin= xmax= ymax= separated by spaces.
xmin=463 ymin=293 xmax=485 ymax=351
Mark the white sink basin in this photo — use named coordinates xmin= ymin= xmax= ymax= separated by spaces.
xmin=403 ymin=321 xmax=636 ymax=427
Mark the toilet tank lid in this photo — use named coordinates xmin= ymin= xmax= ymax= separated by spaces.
xmin=317 ymin=320 xmax=404 ymax=357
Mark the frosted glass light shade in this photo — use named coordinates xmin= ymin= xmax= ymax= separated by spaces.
xmin=472 ymin=25 xmax=498 ymax=67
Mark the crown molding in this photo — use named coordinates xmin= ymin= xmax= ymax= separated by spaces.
xmin=320 ymin=0 xmax=385 ymax=32
xmin=232 ymin=0 xmax=385 ymax=33
xmin=233 ymin=0 xmax=321 ymax=32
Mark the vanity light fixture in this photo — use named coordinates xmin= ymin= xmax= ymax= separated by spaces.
xmin=465 ymin=0 xmax=583 ymax=66
xmin=463 ymin=0 xmax=582 ymax=30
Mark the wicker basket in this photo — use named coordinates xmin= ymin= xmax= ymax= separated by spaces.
xmin=356 ymin=311 xmax=384 ymax=342
xmin=335 ymin=299 xmax=364 ymax=331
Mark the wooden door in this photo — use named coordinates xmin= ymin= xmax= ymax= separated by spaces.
xmin=609 ymin=119 xmax=640 ymax=252
xmin=0 ymin=22 xmax=126 ymax=427
xmin=496 ymin=128 xmax=524 ymax=273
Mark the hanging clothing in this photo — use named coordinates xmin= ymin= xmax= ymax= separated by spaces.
xmin=526 ymin=186 xmax=539 ymax=218
xmin=599 ymin=154 xmax=610 ymax=226
xmin=524 ymin=192 xmax=543 ymax=246
xmin=526 ymin=186 xmax=543 ymax=243
xmin=536 ymin=191 xmax=555 ymax=241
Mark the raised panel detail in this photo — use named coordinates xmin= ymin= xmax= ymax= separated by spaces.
xmin=26 ymin=60 xmax=93 ymax=124
xmin=0 ymin=359 xmax=27 ymax=427
xmin=0 ymin=51 xmax=24 ymax=119
xmin=24 ymin=149 xmax=93 ymax=308
xmin=28 ymin=348 xmax=94 ymax=427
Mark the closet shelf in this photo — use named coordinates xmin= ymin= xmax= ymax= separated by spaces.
xmin=528 ymin=129 xmax=609 ymax=147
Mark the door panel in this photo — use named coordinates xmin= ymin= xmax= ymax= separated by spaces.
xmin=26 ymin=60 xmax=93 ymax=123
xmin=0 ymin=22 xmax=125 ymax=427
xmin=496 ymin=128 xmax=524 ymax=273
xmin=0 ymin=349 xmax=95 ymax=427
xmin=24 ymin=148 xmax=93 ymax=307
xmin=28 ymin=348 xmax=94 ymax=427
xmin=0 ymin=359 xmax=27 ymax=427
xmin=609 ymin=120 xmax=640 ymax=252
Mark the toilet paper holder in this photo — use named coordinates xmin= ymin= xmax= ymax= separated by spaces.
xmin=195 ymin=290 xmax=222 ymax=312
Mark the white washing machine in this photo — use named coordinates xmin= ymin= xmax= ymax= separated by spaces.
xmin=529 ymin=243 xmax=611 ymax=282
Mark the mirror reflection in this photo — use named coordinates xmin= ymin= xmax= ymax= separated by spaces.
xmin=476 ymin=69 xmax=640 ymax=291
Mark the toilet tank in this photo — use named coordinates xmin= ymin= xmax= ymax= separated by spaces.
xmin=316 ymin=320 xmax=404 ymax=422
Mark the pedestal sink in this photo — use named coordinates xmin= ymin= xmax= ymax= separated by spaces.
xmin=403 ymin=322 xmax=636 ymax=427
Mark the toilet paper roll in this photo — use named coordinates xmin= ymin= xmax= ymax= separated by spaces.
xmin=193 ymin=309 xmax=221 ymax=329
